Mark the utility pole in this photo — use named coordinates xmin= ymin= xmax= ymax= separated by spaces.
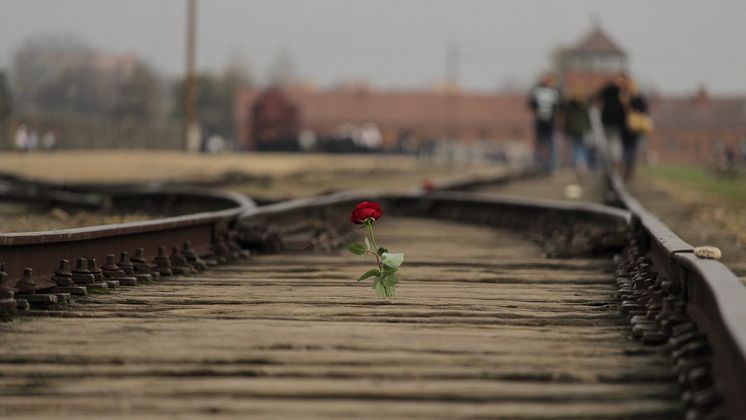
xmin=184 ymin=0 xmax=199 ymax=151
xmin=444 ymin=43 xmax=460 ymax=141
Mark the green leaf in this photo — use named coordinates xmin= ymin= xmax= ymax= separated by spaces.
xmin=346 ymin=243 xmax=366 ymax=255
xmin=382 ymin=273 xmax=398 ymax=287
xmin=381 ymin=252 xmax=404 ymax=268
xmin=357 ymin=269 xmax=380 ymax=282
xmin=384 ymin=285 xmax=396 ymax=297
xmin=374 ymin=281 xmax=387 ymax=297
xmin=377 ymin=247 xmax=388 ymax=256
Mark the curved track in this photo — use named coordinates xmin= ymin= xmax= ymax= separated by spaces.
xmin=606 ymin=174 xmax=746 ymax=420
xmin=0 ymin=173 xmax=743 ymax=419
xmin=0 ymin=185 xmax=254 ymax=311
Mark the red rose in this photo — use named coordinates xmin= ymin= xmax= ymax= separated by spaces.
xmin=350 ymin=201 xmax=382 ymax=224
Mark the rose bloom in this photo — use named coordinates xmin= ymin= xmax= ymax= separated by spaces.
xmin=350 ymin=201 xmax=383 ymax=224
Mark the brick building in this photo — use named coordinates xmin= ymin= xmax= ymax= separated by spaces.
xmin=249 ymin=87 xmax=300 ymax=151
xmin=648 ymin=89 xmax=746 ymax=164
xmin=235 ymin=84 xmax=531 ymax=152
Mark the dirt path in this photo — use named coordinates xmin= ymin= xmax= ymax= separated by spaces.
xmin=0 ymin=218 xmax=680 ymax=419
xmin=0 ymin=151 xmax=509 ymax=200
xmin=471 ymin=170 xmax=606 ymax=204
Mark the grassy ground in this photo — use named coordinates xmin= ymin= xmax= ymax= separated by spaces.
xmin=638 ymin=164 xmax=746 ymax=246
xmin=632 ymin=164 xmax=746 ymax=280
xmin=640 ymin=165 xmax=746 ymax=203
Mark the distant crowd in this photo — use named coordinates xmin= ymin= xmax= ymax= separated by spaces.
xmin=13 ymin=125 xmax=57 ymax=152
xmin=528 ymin=73 xmax=651 ymax=182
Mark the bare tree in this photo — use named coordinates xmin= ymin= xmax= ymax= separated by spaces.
xmin=11 ymin=34 xmax=163 ymax=120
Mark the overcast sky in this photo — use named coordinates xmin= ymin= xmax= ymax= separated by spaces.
xmin=0 ymin=0 xmax=744 ymax=94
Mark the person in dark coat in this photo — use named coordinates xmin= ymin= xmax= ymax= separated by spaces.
xmin=596 ymin=73 xmax=627 ymax=172
xmin=528 ymin=74 xmax=560 ymax=174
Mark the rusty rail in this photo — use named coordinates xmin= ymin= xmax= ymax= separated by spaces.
xmin=607 ymin=173 xmax=746 ymax=419
xmin=0 ymin=186 xmax=254 ymax=310
xmin=239 ymin=189 xmax=630 ymax=226
xmin=239 ymin=189 xmax=630 ymax=260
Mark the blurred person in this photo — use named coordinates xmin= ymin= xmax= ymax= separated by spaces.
xmin=205 ymin=135 xmax=226 ymax=154
xmin=596 ymin=73 xmax=627 ymax=173
xmin=716 ymin=146 xmax=738 ymax=176
xmin=527 ymin=74 xmax=560 ymax=174
xmin=298 ymin=129 xmax=318 ymax=152
xmin=621 ymin=79 xmax=651 ymax=181
xmin=42 ymin=130 xmax=57 ymax=151
xmin=561 ymin=89 xmax=591 ymax=178
xmin=586 ymin=133 xmax=600 ymax=172
xmin=725 ymin=147 xmax=736 ymax=170
xmin=14 ymin=124 xmax=28 ymax=152
xmin=360 ymin=123 xmax=383 ymax=150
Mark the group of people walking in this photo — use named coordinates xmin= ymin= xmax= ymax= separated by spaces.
xmin=528 ymin=73 xmax=651 ymax=181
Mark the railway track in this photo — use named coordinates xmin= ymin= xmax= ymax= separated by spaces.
xmin=0 ymin=184 xmax=254 ymax=311
xmin=0 ymin=173 xmax=743 ymax=419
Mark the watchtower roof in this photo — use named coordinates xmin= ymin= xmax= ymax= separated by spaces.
xmin=569 ymin=27 xmax=626 ymax=55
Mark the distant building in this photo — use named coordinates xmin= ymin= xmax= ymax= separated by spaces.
xmin=556 ymin=25 xmax=627 ymax=95
xmin=648 ymin=88 xmax=746 ymax=164
xmin=235 ymin=85 xmax=531 ymax=153
xmin=249 ymin=87 xmax=299 ymax=151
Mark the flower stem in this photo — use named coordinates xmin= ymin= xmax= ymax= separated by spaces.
xmin=366 ymin=220 xmax=382 ymax=271
xmin=366 ymin=220 xmax=379 ymax=251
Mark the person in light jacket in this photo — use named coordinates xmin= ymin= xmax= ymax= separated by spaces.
xmin=528 ymin=74 xmax=561 ymax=174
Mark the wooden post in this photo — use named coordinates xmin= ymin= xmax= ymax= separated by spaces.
xmin=184 ymin=0 xmax=198 ymax=151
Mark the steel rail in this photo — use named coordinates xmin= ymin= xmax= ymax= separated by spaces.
xmin=240 ymin=189 xmax=630 ymax=225
xmin=608 ymin=173 xmax=746 ymax=419
xmin=0 ymin=186 xmax=254 ymax=291
xmin=239 ymin=189 xmax=631 ymax=259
